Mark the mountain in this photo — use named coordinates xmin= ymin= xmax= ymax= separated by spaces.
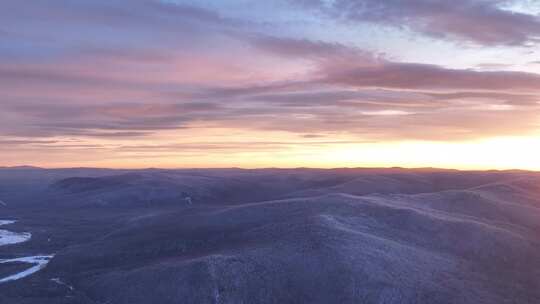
xmin=0 ymin=168 xmax=539 ymax=303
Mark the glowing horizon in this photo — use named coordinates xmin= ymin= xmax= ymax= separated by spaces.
xmin=4 ymin=135 xmax=540 ymax=171
xmin=2 ymin=1 xmax=540 ymax=170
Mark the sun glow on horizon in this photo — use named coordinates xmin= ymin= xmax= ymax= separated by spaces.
xmin=5 ymin=133 xmax=540 ymax=172
xmin=322 ymin=136 xmax=540 ymax=171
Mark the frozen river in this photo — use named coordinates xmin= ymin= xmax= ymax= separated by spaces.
xmin=0 ymin=220 xmax=54 ymax=284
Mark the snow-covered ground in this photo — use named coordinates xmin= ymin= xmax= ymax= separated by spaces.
xmin=0 ymin=219 xmax=54 ymax=284
xmin=0 ymin=255 xmax=54 ymax=283
xmin=0 ymin=220 xmax=32 ymax=246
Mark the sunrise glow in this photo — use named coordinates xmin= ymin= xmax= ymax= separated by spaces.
xmin=2 ymin=1 xmax=540 ymax=170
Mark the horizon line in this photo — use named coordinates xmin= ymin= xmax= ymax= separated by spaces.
xmin=1 ymin=165 xmax=538 ymax=173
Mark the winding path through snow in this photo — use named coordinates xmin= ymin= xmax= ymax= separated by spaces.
xmin=0 ymin=220 xmax=54 ymax=284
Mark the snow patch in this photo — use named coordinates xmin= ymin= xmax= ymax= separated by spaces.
xmin=0 ymin=219 xmax=54 ymax=284
xmin=0 ymin=255 xmax=54 ymax=283
xmin=0 ymin=220 xmax=32 ymax=246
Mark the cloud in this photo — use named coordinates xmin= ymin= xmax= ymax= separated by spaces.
xmin=297 ymin=0 xmax=540 ymax=46
xmin=249 ymin=35 xmax=372 ymax=62
xmin=0 ymin=0 xmax=237 ymax=33
xmin=318 ymin=61 xmax=540 ymax=91
xmin=2 ymin=32 xmax=540 ymax=143
xmin=245 ymin=36 xmax=540 ymax=92
xmin=0 ymin=139 xmax=58 ymax=145
xmin=1 ymin=0 xmax=540 ymax=163
xmin=0 ymin=101 xmax=226 ymax=138
xmin=425 ymin=91 xmax=540 ymax=106
xmin=116 ymin=140 xmax=364 ymax=153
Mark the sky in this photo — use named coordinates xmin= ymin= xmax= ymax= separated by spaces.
xmin=1 ymin=0 xmax=540 ymax=169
